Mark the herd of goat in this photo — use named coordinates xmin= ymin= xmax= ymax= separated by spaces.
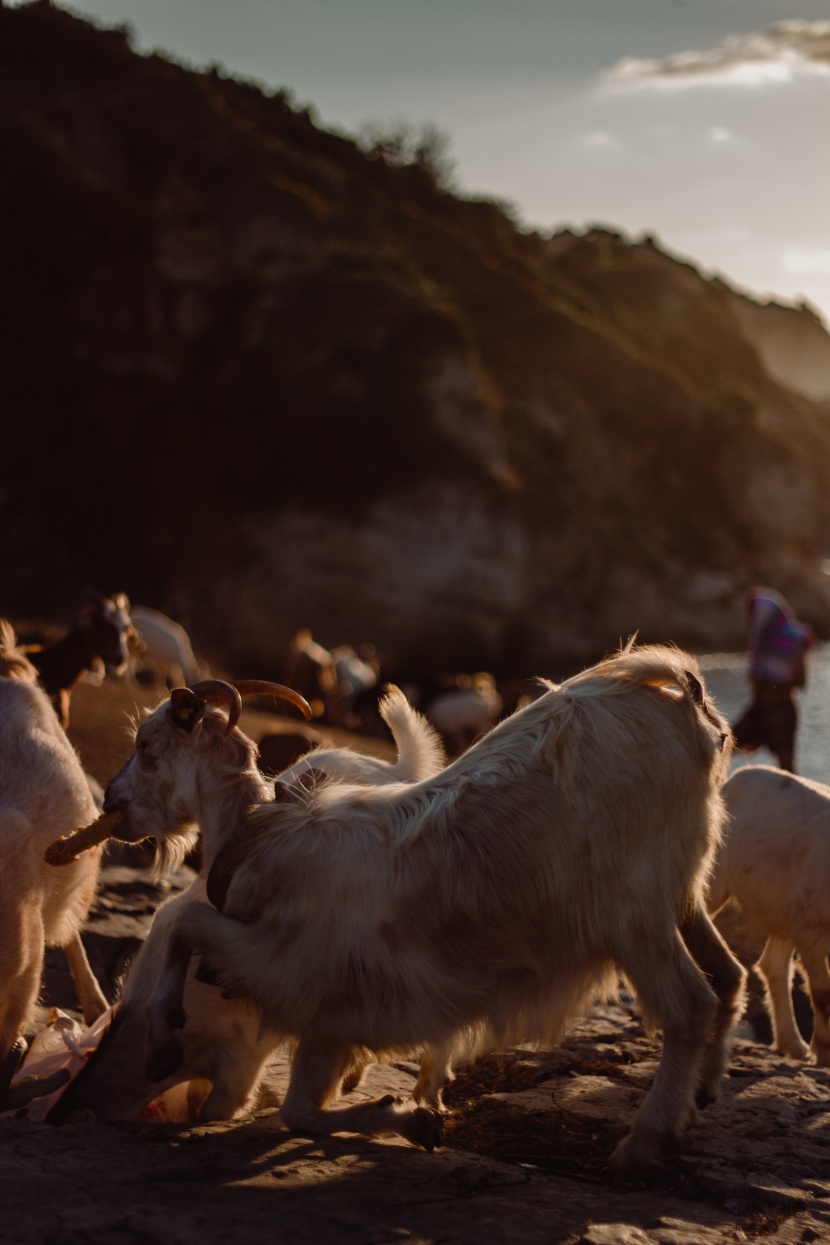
xmin=1 ymin=592 xmax=829 ymax=1180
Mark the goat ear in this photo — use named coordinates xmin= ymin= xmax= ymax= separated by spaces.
xmin=166 ymin=688 xmax=206 ymax=733
xmin=684 ymin=670 xmax=705 ymax=705
xmin=274 ymin=779 xmax=308 ymax=804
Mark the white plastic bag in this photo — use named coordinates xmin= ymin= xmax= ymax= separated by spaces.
xmin=3 ymin=1008 xmax=193 ymax=1123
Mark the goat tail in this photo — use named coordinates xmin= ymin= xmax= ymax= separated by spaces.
xmin=0 ymin=617 xmax=18 ymax=655
xmin=0 ymin=619 xmax=38 ymax=683
xmin=378 ymin=684 xmax=447 ymax=781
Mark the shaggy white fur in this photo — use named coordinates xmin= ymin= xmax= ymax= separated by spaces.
xmin=113 ymin=645 xmax=745 ymax=1177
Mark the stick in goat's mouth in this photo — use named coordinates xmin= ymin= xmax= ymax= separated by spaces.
xmin=44 ymin=809 xmax=125 ymax=866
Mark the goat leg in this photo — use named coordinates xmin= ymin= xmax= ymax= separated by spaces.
xmin=680 ymin=906 xmax=746 ymax=1106
xmin=64 ymin=931 xmax=109 ymax=1023
xmin=281 ymin=1039 xmax=443 ymax=1152
xmin=145 ymin=934 xmax=191 ymax=1082
xmin=796 ymin=939 xmax=830 ymax=1065
xmin=755 ymin=935 xmax=808 ymax=1061
xmin=610 ymin=928 xmax=718 ymax=1181
xmin=412 ymin=1037 xmax=456 ymax=1111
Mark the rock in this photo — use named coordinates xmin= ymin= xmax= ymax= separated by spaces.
xmin=18 ymin=866 xmax=830 ymax=1245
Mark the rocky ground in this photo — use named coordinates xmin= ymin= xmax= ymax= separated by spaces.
xmin=2 ymin=678 xmax=829 ymax=1245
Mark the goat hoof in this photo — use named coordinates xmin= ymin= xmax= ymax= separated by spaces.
xmin=695 ymin=1085 xmax=716 ymax=1109
xmin=777 ymin=1041 xmax=809 ymax=1061
xmin=0 ymin=1037 xmax=28 ymax=1092
xmin=809 ymin=1041 xmax=830 ymax=1067
xmin=608 ymin=1134 xmax=662 ymax=1184
xmin=407 ymin=1106 xmax=443 ymax=1153
xmin=146 ymin=1037 xmax=184 ymax=1083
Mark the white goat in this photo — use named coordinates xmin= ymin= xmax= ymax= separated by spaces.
xmin=55 ymin=687 xmax=446 ymax=1123
xmin=0 ymin=621 xmax=108 ymax=1074
xmin=130 ymin=605 xmax=205 ymax=688
xmin=105 ymin=644 xmax=744 ymax=1178
xmin=709 ymin=764 xmax=830 ymax=1066
xmin=48 ymin=877 xmax=275 ymax=1123
xmin=281 ymin=685 xmax=446 ymax=789
xmin=423 ymin=673 xmax=504 ymax=756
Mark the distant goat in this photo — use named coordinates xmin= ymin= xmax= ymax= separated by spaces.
xmin=422 ymin=672 xmax=504 ymax=756
xmin=104 ymin=644 xmax=743 ymax=1177
xmin=25 ymin=592 xmax=135 ymax=728
xmin=130 ymin=605 xmax=205 ymax=689
xmin=283 ymin=629 xmax=338 ymax=721
xmin=282 ymin=631 xmax=382 ymax=727
xmin=709 ymin=764 xmax=830 ymax=1066
xmin=0 ymin=621 xmax=108 ymax=1088
xmin=330 ymin=644 xmax=379 ymax=728
xmin=54 ymin=688 xmax=445 ymax=1123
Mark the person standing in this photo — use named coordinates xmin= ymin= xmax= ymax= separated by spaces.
xmin=731 ymin=586 xmax=814 ymax=772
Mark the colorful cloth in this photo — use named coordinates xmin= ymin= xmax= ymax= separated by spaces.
xmin=746 ymin=588 xmax=813 ymax=685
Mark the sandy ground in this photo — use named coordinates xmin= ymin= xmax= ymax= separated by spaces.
xmin=3 ymin=677 xmax=830 ymax=1245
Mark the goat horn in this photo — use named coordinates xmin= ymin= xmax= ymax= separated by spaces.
xmin=231 ymin=680 xmax=313 ymax=721
xmin=186 ymin=679 xmax=244 ymax=735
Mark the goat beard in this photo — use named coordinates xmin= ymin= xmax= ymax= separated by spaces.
xmin=147 ymin=822 xmax=200 ymax=879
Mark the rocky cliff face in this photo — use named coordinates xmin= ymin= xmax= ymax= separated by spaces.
xmin=3 ymin=1 xmax=830 ymax=676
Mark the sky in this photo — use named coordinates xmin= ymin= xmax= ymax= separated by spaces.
xmin=26 ymin=0 xmax=830 ymax=324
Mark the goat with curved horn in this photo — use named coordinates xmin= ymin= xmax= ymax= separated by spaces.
xmin=167 ymin=681 xmax=243 ymax=736
xmin=229 ymin=680 xmax=313 ymax=721
xmin=170 ymin=679 xmax=312 ymax=737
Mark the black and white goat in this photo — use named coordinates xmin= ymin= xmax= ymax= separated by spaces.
xmin=25 ymin=592 xmax=135 ymax=728
xmin=100 ymin=645 xmax=744 ymax=1177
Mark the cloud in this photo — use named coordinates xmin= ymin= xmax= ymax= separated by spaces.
xmin=577 ymin=130 xmax=615 ymax=148
xmin=782 ymin=248 xmax=830 ymax=277
xmin=605 ymin=21 xmax=830 ymax=90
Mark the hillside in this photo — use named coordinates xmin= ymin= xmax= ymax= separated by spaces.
xmin=3 ymin=0 xmax=830 ymax=676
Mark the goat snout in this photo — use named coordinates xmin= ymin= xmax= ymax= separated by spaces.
xmin=102 ymin=790 xmax=126 ymax=815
